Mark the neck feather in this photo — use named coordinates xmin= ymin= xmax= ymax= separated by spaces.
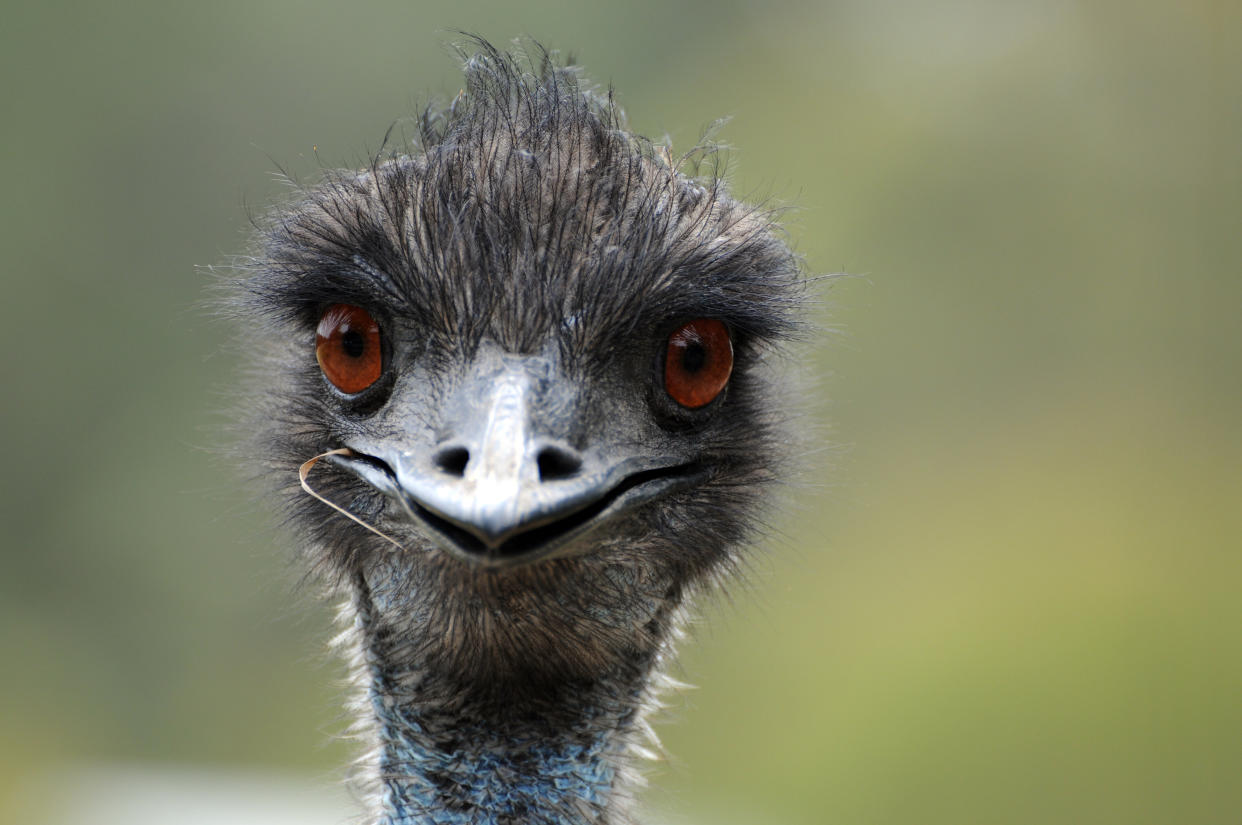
xmin=344 ymin=570 xmax=659 ymax=825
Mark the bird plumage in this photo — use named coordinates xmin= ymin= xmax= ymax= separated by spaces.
xmin=228 ymin=38 xmax=805 ymax=825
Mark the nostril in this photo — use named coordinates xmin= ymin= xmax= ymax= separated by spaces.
xmin=537 ymin=445 xmax=582 ymax=481
xmin=433 ymin=446 xmax=470 ymax=477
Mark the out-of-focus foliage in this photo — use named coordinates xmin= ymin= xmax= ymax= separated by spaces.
xmin=1 ymin=1 xmax=1238 ymax=823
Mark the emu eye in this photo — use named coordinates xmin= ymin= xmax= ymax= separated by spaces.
xmin=316 ymin=304 xmax=382 ymax=394
xmin=664 ymin=319 xmax=733 ymax=409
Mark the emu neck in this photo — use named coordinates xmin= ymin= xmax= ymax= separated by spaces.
xmin=351 ymin=572 xmax=653 ymax=825
xmin=368 ymin=684 xmax=632 ymax=825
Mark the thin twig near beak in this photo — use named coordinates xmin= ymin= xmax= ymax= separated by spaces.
xmin=299 ymin=448 xmax=405 ymax=550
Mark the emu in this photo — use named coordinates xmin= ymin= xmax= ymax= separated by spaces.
xmin=229 ymin=40 xmax=805 ymax=825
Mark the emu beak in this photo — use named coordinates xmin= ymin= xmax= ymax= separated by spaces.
xmin=333 ymin=356 xmax=704 ymax=568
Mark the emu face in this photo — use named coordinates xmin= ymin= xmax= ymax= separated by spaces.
xmin=236 ymin=53 xmax=802 ymax=693
xmin=322 ymin=302 xmax=722 ymax=567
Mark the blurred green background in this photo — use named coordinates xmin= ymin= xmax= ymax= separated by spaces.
xmin=2 ymin=1 xmax=1239 ymax=823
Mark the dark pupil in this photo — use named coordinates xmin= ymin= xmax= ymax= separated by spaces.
xmin=680 ymin=342 xmax=707 ymax=374
xmin=341 ymin=329 xmax=365 ymax=358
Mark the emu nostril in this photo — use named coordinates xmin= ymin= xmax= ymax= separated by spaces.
xmin=433 ymin=446 xmax=470 ymax=477
xmin=537 ymin=445 xmax=582 ymax=481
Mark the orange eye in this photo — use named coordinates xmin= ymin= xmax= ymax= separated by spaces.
xmin=316 ymin=304 xmax=382 ymax=394
xmin=664 ymin=319 xmax=733 ymax=409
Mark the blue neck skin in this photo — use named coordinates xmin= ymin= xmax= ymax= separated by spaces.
xmin=372 ymin=695 xmax=622 ymax=825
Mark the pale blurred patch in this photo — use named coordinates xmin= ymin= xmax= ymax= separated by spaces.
xmin=13 ymin=764 xmax=357 ymax=825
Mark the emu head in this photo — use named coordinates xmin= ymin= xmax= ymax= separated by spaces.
xmin=233 ymin=45 xmax=803 ymax=699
